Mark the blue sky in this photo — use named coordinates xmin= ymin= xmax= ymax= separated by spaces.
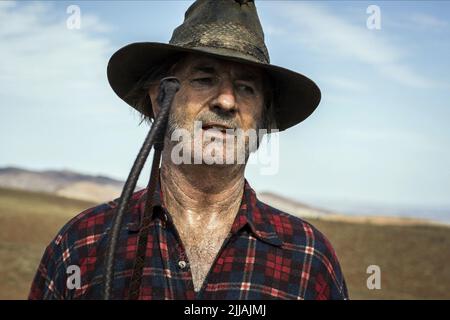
xmin=1 ymin=1 xmax=450 ymax=216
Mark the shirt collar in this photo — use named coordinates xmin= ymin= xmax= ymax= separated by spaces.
xmin=132 ymin=176 xmax=283 ymax=247
xmin=231 ymin=179 xmax=283 ymax=247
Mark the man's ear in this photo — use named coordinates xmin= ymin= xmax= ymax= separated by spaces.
xmin=148 ymin=84 xmax=160 ymax=117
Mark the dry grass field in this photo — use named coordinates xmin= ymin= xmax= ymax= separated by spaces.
xmin=1 ymin=187 xmax=449 ymax=299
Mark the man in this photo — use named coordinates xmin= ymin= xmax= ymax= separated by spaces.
xmin=29 ymin=0 xmax=348 ymax=299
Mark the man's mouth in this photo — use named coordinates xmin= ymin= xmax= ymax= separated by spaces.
xmin=201 ymin=123 xmax=234 ymax=134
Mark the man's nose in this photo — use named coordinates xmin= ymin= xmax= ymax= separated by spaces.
xmin=210 ymin=79 xmax=237 ymax=115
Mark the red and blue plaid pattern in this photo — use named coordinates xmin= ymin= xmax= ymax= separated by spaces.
xmin=29 ymin=179 xmax=348 ymax=300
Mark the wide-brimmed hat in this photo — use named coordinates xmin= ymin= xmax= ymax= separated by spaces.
xmin=107 ymin=0 xmax=321 ymax=131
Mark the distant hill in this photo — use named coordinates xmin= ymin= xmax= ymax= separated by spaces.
xmin=0 ymin=166 xmax=333 ymax=218
xmin=0 ymin=166 xmax=124 ymax=203
xmin=0 ymin=166 xmax=443 ymax=226
xmin=257 ymin=191 xmax=437 ymax=226
xmin=258 ymin=192 xmax=332 ymax=219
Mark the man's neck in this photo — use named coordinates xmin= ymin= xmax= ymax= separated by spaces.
xmin=159 ymin=153 xmax=246 ymax=291
xmin=159 ymin=155 xmax=245 ymax=228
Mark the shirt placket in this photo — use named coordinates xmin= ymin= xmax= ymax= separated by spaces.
xmin=157 ymin=209 xmax=196 ymax=299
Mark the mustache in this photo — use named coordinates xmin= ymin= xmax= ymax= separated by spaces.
xmin=195 ymin=112 xmax=239 ymax=129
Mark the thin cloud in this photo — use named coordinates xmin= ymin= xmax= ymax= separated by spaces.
xmin=0 ymin=1 xmax=115 ymax=117
xmin=408 ymin=13 xmax=448 ymax=30
xmin=271 ymin=2 xmax=439 ymax=89
xmin=321 ymin=76 xmax=368 ymax=92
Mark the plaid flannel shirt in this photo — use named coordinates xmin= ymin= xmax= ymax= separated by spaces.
xmin=29 ymin=179 xmax=348 ymax=300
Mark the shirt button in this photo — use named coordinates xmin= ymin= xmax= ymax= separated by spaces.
xmin=178 ymin=260 xmax=187 ymax=269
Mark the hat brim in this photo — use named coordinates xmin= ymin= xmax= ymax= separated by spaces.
xmin=107 ymin=42 xmax=321 ymax=131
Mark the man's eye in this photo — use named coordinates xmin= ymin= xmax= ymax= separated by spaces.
xmin=236 ymin=84 xmax=254 ymax=95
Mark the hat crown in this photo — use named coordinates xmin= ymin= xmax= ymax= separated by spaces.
xmin=169 ymin=0 xmax=269 ymax=64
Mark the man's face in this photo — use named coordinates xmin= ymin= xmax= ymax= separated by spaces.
xmin=151 ymin=53 xmax=266 ymax=165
